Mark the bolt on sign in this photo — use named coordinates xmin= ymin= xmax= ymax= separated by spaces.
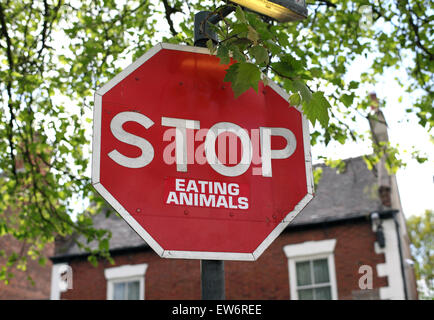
xmin=92 ymin=43 xmax=314 ymax=260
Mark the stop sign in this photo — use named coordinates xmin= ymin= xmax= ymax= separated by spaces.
xmin=92 ymin=43 xmax=314 ymax=261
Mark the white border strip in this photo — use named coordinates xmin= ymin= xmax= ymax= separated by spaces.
xmin=92 ymin=93 xmax=102 ymax=185
xmin=92 ymin=43 xmax=315 ymax=261
xmin=162 ymin=250 xmax=255 ymax=261
xmin=302 ymin=114 xmax=314 ymax=195
xmin=161 ymin=42 xmax=211 ymax=55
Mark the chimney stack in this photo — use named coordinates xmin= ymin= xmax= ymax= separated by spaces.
xmin=367 ymin=93 xmax=391 ymax=207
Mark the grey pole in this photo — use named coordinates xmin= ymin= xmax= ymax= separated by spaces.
xmin=201 ymin=260 xmax=225 ymax=300
xmin=193 ymin=7 xmax=234 ymax=301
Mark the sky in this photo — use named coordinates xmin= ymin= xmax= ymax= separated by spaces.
xmin=311 ymin=56 xmax=434 ymax=217
xmin=311 ymin=25 xmax=433 ymax=218
xmin=356 ymin=76 xmax=433 ymax=217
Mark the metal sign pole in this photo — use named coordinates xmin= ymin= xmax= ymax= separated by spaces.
xmin=194 ymin=8 xmax=234 ymax=300
xmin=201 ymin=260 xmax=225 ymax=300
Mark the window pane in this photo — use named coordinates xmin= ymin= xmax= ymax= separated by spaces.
xmin=314 ymin=286 xmax=332 ymax=300
xmin=298 ymin=288 xmax=314 ymax=300
xmin=296 ymin=261 xmax=312 ymax=286
xmin=313 ymin=259 xmax=330 ymax=284
xmin=113 ymin=282 xmax=126 ymax=300
xmin=127 ymin=281 xmax=140 ymax=300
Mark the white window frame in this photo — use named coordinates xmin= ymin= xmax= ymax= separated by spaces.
xmin=283 ymin=239 xmax=338 ymax=300
xmin=104 ymin=263 xmax=148 ymax=300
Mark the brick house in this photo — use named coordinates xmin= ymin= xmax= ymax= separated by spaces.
xmin=50 ymin=152 xmax=418 ymax=300
xmin=49 ymin=105 xmax=418 ymax=300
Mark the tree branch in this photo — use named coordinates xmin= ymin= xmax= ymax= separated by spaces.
xmin=0 ymin=2 xmax=17 ymax=178
xmin=161 ymin=0 xmax=180 ymax=37
xmin=404 ymin=2 xmax=433 ymax=61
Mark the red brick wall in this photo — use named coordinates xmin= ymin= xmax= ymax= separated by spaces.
xmin=60 ymin=220 xmax=388 ymax=300
xmin=0 ymin=235 xmax=53 ymax=300
xmin=61 ymin=252 xmax=202 ymax=300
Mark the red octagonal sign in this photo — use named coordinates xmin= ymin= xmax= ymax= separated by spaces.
xmin=92 ymin=43 xmax=314 ymax=261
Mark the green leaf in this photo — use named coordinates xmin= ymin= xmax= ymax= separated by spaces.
xmin=264 ymin=39 xmax=281 ymax=55
xmin=348 ymin=81 xmax=359 ymax=89
xmin=99 ymin=238 xmax=110 ymax=252
xmin=88 ymin=255 xmax=99 ymax=267
xmin=276 ymin=32 xmax=290 ymax=47
xmin=247 ymin=26 xmax=259 ymax=45
xmin=302 ymin=91 xmax=331 ymax=128
xmin=229 ymin=23 xmax=249 ymax=36
xmin=292 ymin=80 xmax=312 ymax=102
xmin=229 ymin=44 xmax=246 ymax=62
xmin=271 ymin=56 xmax=304 ymax=79
xmin=250 ymin=46 xmax=269 ymax=65
xmin=235 ymin=5 xmax=247 ymax=24
xmin=309 ymin=68 xmax=322 ymax=78
xmin=341 ymin=93 xmax=355 ymax=107
xmin=217 ymin=44 xmax=230 ymax=65
xmin=289 ymin=93 xmax=301 ymax=106
xmin=224 ymin=62 xmax=261 ymax=98
xmin=224 ymin=63 xmax=239 ymax=84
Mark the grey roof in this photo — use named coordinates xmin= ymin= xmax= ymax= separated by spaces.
xmin=54 ymin=156 xmax=385 ymax=258
xmin=54 ymin=208 xmax=147 ymax=257
xmin=291 ymin=156 xmax=384 ymax=225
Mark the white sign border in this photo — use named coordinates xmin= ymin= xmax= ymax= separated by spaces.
xmin=92 ymin=43 xmax=314 ymax=261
